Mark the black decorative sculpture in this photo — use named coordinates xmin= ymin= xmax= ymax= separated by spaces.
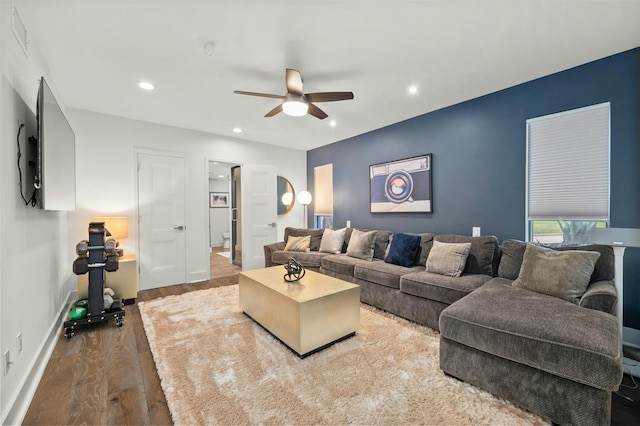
xmin=284 ymin=257 xmax=306 ymax=282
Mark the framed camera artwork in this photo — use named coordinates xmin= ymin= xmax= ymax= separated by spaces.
xmin=369 ymin=154 xmax=432 ymax=213
xmin=210 ymin=192 xmax=229 ymax=208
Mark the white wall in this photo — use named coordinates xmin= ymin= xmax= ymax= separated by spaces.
xmin=1 ymin=2 xmax=75 ymax=422
xmin=1 ymin=3 xmax=306 ymax=421
xmin=66 ymin=108 xmax=307 ymax=284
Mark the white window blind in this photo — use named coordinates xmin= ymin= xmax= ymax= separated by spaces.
xmin=526 ymin=102 xmax=610 ymax=220
xmin=314 ymin=164 xmax=334 ymax=215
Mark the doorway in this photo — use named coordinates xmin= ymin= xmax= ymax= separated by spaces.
xmin=208 ymin=160 xmax=237 ymax=263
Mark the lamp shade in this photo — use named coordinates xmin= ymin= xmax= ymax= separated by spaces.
xmin=91 ymin=216 xmax=129 ymax=239
xmin=297 ymin=191 xmax=312 ymax=206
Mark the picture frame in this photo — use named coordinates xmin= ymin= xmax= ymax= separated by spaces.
xmin=210 ymin=192 xmax=229 ymax=208
xmin=369 ymin=154 xmax=432 ymax=213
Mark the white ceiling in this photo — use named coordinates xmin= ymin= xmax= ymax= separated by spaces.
xmin=16 ymin=1 xmax=640 ymax=151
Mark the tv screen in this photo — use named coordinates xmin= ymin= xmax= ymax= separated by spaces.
xmin=37 ymin=77 xmax=76 ymax=211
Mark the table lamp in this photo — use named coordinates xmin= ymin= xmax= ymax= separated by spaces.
xmin=92 ymin=216 xmax=128 ymax=256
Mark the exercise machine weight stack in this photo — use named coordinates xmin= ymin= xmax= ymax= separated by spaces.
xmin=64 ymin=222 xmax=125 ymax=338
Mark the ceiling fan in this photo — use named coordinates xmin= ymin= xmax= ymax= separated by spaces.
xmin=234 ymin=68 xmax=354 ymax=119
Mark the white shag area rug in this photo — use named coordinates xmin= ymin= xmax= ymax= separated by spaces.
xmin=216 ymin=251 xmax=231 ymax=259
xmin=139 ymin=284 xmax=547 ymax=425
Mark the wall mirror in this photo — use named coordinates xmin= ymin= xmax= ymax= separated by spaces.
xmin=277 ymin=176 xmax=295 ymax=215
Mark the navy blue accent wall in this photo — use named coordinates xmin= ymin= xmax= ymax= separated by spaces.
xmin=308 ymin=48 xmax=640 ymax=329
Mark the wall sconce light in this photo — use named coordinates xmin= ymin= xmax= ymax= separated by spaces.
xmin=281 ymin=192 xmax=294 ymax=207
xmin=297 ymin=191 xmax=312 ymax=227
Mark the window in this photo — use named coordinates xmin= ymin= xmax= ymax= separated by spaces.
xmin=526 ymin=103 xmax=610 ymax=244
xmin=314 ymin=164 xmax=333 ymax=229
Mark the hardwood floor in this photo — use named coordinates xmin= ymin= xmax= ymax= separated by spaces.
xmin=22 ymin=250 xmax=640 ymax=425
xmin=23 ymin=248 xmax=239 ymax=425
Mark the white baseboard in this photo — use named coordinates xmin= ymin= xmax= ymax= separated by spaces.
xmin=2 ymin=291 xmax=76 ymax=425
xmin=189 ymin=270 xmax=209 ymax=283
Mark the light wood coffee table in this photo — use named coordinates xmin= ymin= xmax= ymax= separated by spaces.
xmin=239 ymin=266 xmax=360 ymax=358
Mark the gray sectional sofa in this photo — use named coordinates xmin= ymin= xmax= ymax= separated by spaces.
xmin=263 ymin=227 xmax=623 ymax=425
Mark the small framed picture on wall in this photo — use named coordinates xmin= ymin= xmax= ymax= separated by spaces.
xmin=210 ymin=192 xmax=229 ymax=208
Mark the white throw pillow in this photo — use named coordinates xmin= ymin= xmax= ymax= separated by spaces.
xmin=346 ymin=229 xmax=378 ymax=261
xmin=319 ymin=228 xmax=347 ymax=254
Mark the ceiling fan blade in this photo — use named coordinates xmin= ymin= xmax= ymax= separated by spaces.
xmin=285 ymin=69 xmax=304 ymax=95
xmin=307 ymin=103 xmax=328 ymax=120
xmin=264 ymin=104 xmax=283 ymax=117
xmin=234 ymin=90 xmax=284 ymax=100
xmin=305 ymin=92 xmax=354 ymax=103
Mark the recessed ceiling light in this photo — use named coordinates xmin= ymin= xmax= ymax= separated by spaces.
xmin=138 ymin=81 xmax=154 ymax=91
xmin=203 ymin=40 xmax=216 ymax=56
xmin=232 ymin=127 xmax=242 ymax=133
xmin=408 ymin=84 xmax=418 ymax=96
xmin=329 ymin=120 xmax=337 ymax=127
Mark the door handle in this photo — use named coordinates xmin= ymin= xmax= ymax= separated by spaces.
xmin=267 ymin=222 xmax=276 ymax=227
xmin=173 ymin=225 xmax=185 ymax=231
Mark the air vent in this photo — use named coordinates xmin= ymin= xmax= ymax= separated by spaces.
xmin=12 ymin=4 xmax=28 ymax=56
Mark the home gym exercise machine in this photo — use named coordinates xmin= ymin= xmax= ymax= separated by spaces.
xmin=63 ymin=222 xmax=125 ymax=338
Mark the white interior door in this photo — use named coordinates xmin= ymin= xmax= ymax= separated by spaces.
xmin=138 ymin=152 xmax=187 ymax=289
xmin=241 ymin=164 xmax=277 ymax=270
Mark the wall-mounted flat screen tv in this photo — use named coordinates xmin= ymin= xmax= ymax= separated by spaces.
xmin=37 ymin=76 xmax=76 ymax=211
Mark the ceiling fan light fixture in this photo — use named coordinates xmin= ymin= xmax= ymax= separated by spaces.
xmin=282 ymin=100 xmax=308 ymax=116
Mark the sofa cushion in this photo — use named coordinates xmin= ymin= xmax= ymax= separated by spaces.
xmin=346 ymin=229 xmax=377 ymax=261
xmin=426 ymin=241 xmax=471 ymax=277
xmin=283 ymin=227 xmax=324 ymax=251
xmin=439 ymin=278 xmax=622 ymax=391
xmin=554 ymin=244 xmax=614 ymax=283
xmin=271 ymin=250 xmax=330 ymax=269
xmin=498 ymin=240 xmax=614 ymax=284
xmin=512 ymin=244 xmax=601 ymax=304
xmin=320 ymin=253 xmax=364 ymax=276
xmin=414 ymin=233 xmax=435 ymax=266
xmin=345 ymin=228 xmax=392 ymax=259
xmin=435 ymin=235 xmax=499 ymax=276
xmin=400 ymin=271 xmax=493 ymax=305
xmin=284 ymin=235 xmax=310 ymax=252
xmin=497 ymin=239 xmax=526 ymax=279
xmin=385 ymin=233 xmax=422 ymax=267
xmin=319 ymin=228 xmax=346 ymax=254
xmin=354 ymin=260 xmax=423 ymax=289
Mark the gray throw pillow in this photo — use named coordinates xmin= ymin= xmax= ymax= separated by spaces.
xmin=512 ymin=244 xmax=601 ymax=304
xmin=346 ymin=229 xmax=378 ymax=261
xmin=319 ymin=228 xmax=347 ymax=254
xmin=425 ymin=241 xmax=471 ymax=277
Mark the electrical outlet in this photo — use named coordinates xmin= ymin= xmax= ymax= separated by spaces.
xmin=16 ymin=333 xmax=22 ymax=355
xmin=472 ymin=227 xmax=481 ymax=237
xmin=3 ymin=350 xmax=11 ymax=376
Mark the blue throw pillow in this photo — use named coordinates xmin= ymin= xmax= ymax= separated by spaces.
xmin=384 ymin=233 xmax=422 ymax=267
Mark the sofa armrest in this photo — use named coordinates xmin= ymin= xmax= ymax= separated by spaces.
xmin=579 ymin=280 xmax=617 ymax=315
xmin=264 ymin=241 xmax=286 ymax=267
